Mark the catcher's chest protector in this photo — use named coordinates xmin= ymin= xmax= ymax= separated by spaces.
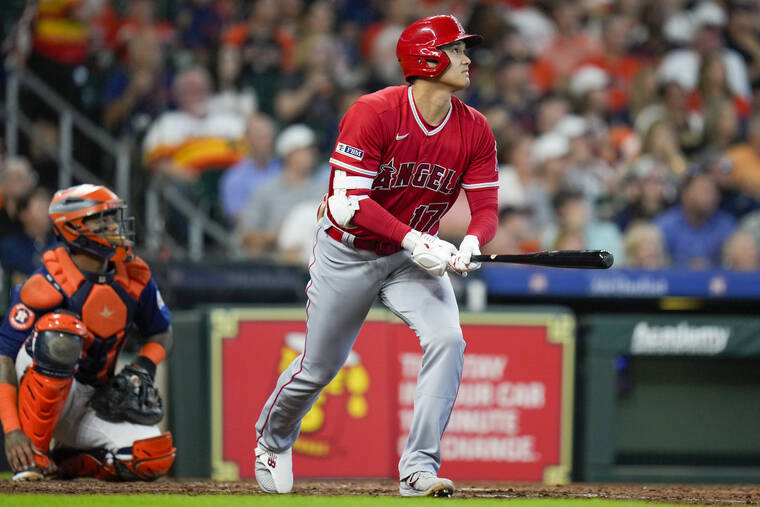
xmin=26 ymin=248 xmax=151 ymax=385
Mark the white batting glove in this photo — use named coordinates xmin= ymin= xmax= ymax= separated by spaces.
xmin=402 ymin=230 xmax=457 ymax=277
xmin=449 ymin=235 xmax=481 ymax=276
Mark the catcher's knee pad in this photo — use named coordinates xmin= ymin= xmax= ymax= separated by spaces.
xmin=18 ymin=368 xmax=73 ymax=462
xmin=27 ymin=312 xmax=86 ymax=378
xmin=56 ymin=432 xmax=176 ymax=481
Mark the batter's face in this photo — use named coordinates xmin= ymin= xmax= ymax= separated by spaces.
xmin=437 ymin=42 xmax=471 ymax=91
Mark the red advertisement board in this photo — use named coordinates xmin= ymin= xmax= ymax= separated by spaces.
xmin=210 ymin=309 xmax=573 ymax=483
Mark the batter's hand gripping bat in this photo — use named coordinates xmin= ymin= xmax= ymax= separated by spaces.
xmin=471 ymin=250 xmax=614 ymax=269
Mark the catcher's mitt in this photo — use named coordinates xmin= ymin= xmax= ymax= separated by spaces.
xmin=89 ymin=364 xmax=163 ymax=425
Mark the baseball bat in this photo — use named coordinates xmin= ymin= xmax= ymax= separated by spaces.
xmin=471 ymin=249 xmax=614 ymax=269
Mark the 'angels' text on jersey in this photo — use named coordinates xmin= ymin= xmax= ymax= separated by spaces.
xmin=373 ymin=158 xmax=459 ymax=195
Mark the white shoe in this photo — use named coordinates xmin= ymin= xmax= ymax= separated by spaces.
xmin=399 ymin=471 xmax=454 ymax=497
xmin=13 ymin=467 xmax=44 ymax=481
xmin=254 ymin=446 xmax=293 ymax=494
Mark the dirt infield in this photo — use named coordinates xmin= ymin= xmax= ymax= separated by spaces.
xmin=2 ymin=479 xmax=760 ymax=504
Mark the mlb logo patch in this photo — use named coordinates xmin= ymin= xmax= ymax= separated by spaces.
xmin=336 ymin=143 xmax=364 ymax=161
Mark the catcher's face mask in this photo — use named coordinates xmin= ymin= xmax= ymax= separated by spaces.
xmin=49 ymin=184 xmax=135 ymax=262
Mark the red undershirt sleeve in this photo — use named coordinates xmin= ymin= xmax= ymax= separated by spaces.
xmin=465 ymin=187 xmax=498 ymax=246
xmin=350 ymin=197 xmax=412 ymax=245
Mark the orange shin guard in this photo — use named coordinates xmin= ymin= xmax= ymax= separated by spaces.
xmin=132 ymin=432 xmax=176 ymax=480
xmin=56 ymin=432 xmax=176 ymax=481
xmin=18 ymin=369 xmax=73 ymax=468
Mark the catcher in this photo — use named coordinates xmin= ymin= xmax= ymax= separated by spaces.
xmin=0 ymin=184 xmax=175 ymax=481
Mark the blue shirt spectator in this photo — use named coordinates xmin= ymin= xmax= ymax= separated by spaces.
xmin=0 ymin=187 xmax=57 ymax=287
xmin=654 ymin=173 xmax=737 ymax=269
xmin=219 ymin=113 xmax=282 ymax=224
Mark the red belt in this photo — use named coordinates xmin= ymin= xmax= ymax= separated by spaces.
xmin=326 ymin=226 xmax=401 ymax=256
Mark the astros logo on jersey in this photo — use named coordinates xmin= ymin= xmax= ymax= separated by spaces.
xmin=9 ymin=303 xmax=35 ymax=331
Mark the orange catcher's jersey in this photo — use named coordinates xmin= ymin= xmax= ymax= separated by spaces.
xmin=326 ymin=85 xmax=498 ymax=242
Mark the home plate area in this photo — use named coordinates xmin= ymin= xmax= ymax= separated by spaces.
xmin=2 ymin=479 xmax=760 ymax=503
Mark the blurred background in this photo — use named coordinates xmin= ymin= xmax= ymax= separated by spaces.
xmin=1 ymin=0 xmax=760 ymax=484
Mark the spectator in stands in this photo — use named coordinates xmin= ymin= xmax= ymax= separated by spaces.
xmin=176 ymin=0 xmax=227 ymax=66
xmin=690 ymin=51 xmax=751 ymax=118
xmin=569 ymin=65 xmax=612 ymax=134
xmin=615 ymin=156 xmax=674 ymax=232
xmin=236 ymin=124 xmax=325 ymax=258
xmin=638 ymin=119 xmax=689 ymax=185
xmin=208 ymin=44 xmax=258 ymax=119
xmin=112 ymin=0 xmax=175 ymax=51
xmin=274 ymin=26 xmax=345 ymax=153
xmin=628 ymin=67 xmax=660 ymax=123
xmin=699 ymin=98 xmax=740 ymax=160
xmin=223 ymin=0 xmax=297 ymax=116
xmin=722 ymin=229 xmax=760 ymax=270
xmin=22 ymin=0 xmax=100 ymax=116
xmin=530 ymin=132 xmax=571 ymax=236
xmin=541 ymin=187 xmax=625 ymax=265
xmin=142 ymin=65 xmax=246 ymax=185
xmin=497 ymin=135 xmax=535 ymax=210
xmin=704 ymin=151 xmax=760 ymax=219
xmin=532 ymin=0 xmax=600 ymax=93
xmin=727 ymin=114 xmax=760 ymax=200
xmin=0 ymin=157 xmax=38 ymax=240
xmin=655 ymin=172 xmax=737 ymax=269
xmin=622 ymin=221 xmax=669 ymax=269
xmin=580 ymin=13 xmax=645 ymax=116
xmin=663 ymin=79 xmax=706 ymax=155
xmin=535 ymin=94 xmax=570 ymax=135
xmin=725 ymin=0 xmax=760 ymax=88
xmin=554 ymin=114 xmax=616 ymax=216
xmin=482 ymin=206 xmax=539 ymax=256
xmin=658 ymin=2 xmax=751 ymax=104
xmin=219 ymin=113 xmax=282 ymax=225
xmin=635 ymin=79 xmax=705 ymax=156
xmin=103 ymin=29 xmax=169 ymax=138
xmin=0 ymin=187 xmax=56 ymax=287
xmin=362 ymin=0 xmax=412 ymax=89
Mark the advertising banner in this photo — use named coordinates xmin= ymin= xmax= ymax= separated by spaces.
xmin=210 ymin=308 xmax=574 ymax=483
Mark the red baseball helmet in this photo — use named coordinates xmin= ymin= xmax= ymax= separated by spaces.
xmin=48 ymin=184 xmax=135 ymax=262
xmin=396 ymin=15 xmax=482 ymax=81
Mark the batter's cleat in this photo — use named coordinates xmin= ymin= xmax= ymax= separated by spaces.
xmin=399 ymin=471 xmax=455 ymax=497
xmin=254 ymin=446 xmax=293 ymax=494
xmin=12 ymin=467 xmax=45 ymax=481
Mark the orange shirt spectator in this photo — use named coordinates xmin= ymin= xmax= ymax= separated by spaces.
xmin=531 ymin=2 xmax=600 ymax=92
xmin=727 ymin=116 xmax=760 ymax=200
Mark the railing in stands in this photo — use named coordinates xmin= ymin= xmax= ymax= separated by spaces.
xmin=3 ymin=62 xmax=239 ymax=260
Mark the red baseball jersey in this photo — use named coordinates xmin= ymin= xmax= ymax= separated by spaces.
xmin=327 ymin=85 xmax=498 ymax=243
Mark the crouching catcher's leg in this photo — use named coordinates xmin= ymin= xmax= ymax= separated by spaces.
xmin=55 ymin=432 xmax=176 ymax=481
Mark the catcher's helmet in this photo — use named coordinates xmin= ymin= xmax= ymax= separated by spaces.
xmin=49 ymin=184 xmax=135 ymax=262
xmin=396 ymin=15 xmax=482 ymax=81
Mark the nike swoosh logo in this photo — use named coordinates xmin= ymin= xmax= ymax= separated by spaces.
xmin=395 ymin=133 xmax=409 ymax=140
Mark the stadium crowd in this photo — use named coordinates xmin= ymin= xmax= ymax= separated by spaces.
xmin=3 ymin=0 xmax=760 ymax=280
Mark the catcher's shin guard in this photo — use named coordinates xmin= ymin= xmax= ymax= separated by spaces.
xmin=56 ymin=432 xmax=176 ymax=481
xmin=18 ymin=368 xmax=73 ymax=470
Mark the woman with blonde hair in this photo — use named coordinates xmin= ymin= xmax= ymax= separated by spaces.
xmin=623 ymin=221 xmax=669 ymax=269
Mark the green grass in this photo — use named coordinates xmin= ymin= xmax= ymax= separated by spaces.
xmin=0 ymin=496 xmax=705 ymax=506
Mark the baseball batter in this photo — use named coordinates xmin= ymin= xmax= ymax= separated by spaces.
xmin=254 ymin=15 xmax=498 ymax=497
